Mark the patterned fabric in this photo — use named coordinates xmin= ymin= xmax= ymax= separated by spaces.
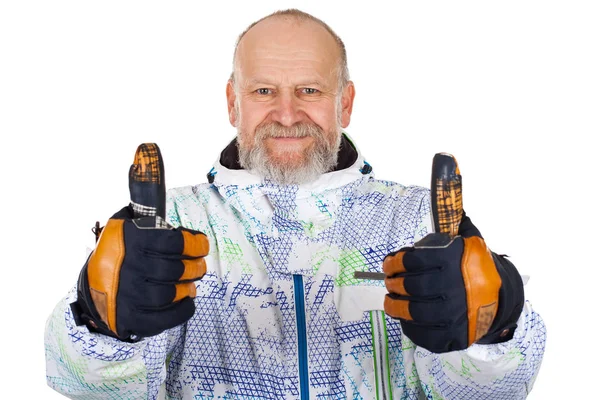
xmin=45 ymin=135 xmax=546 ymax=399
xmin=130 ymin=201 xmax=170 ymax=229
xmin=130 ymin=201 xmax=157 ymax=217
xmin=130 ymin=143 xmax=162 ymax=184
xmin=431 ymin=153 xmax=463 ymax=237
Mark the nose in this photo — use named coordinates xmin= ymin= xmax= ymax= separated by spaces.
xmin=271 ymin=90 xmax=303 ymax=127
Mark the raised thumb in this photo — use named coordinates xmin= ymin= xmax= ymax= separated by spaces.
xmin=430 ymin=153 xmax=463 ymax=237
xmin=128 ymin=143 xmax=166 ymax=219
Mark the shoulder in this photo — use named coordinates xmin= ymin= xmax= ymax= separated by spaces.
xmin=165 ymin=183 xmax=216 ymax=229
xmin=166 ymin=183 xmax=216 ymax=203
xmin=360 ymin=178 xmax=430 ymax=204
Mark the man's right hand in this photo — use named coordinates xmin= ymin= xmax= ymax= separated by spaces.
xmin=71 ymin=207 xmax=208 ymax=341
xmin=70 ymin=143 xmax=209 ymax=341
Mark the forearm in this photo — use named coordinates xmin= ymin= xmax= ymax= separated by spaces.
xmin=415 ymin=301 xmax=546 ymax=399
xmin=45 ymin=286 xmax=170 ymax=399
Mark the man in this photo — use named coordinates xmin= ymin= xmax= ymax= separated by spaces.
xmin=45 ymin=9 xmax=546 ymax=399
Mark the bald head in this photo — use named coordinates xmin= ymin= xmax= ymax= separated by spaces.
xmin=231 ymin=9 xmax=350 ymax=92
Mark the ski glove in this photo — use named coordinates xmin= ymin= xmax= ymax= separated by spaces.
xmin=383 ymin=215 xmax=524 ymax=353
xmin=70 ymin=143 xmax=209 ymax=341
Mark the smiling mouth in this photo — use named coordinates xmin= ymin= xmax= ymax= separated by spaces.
xmin=266 ymin=136 xmax=312 ymax=150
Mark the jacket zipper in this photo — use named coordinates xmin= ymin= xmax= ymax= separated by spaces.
xmin=293 ymin=274 xmax=309 ymax=400
xmin=370 ymin=310 xmax=393 ymax=400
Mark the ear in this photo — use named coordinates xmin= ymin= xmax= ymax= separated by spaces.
xmin=226 ymin=79 xmax=237 ymax=127
xmin=340 ymin=81 xmax=356 ymax=128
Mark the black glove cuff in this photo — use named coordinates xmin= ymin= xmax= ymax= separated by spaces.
xmin=477 ymin=252 xmax=525 ymax=344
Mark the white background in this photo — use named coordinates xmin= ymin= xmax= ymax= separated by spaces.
xmin=1 ymin=1 xmax=598 ymax=398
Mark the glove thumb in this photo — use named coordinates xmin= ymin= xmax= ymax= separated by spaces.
xmin=128 ymin=143 xmax=166 ymax=219
xmin=431 ymin=153 xmax=463 ymax=237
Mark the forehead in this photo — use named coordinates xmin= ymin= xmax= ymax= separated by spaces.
xmin=235 ymin=17 xmax=340 ymax=83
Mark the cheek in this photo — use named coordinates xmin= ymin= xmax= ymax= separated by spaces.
xmin=238 ymin=102 xmax=269 ymax=134
xmin=305 ymin=102 xmax=339 ymax=131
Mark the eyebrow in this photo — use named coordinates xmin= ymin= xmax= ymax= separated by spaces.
xmin=300 ymin=81 xmax=326 ymax=88
xmin=243 ymin=78 xmax=326 ymax=88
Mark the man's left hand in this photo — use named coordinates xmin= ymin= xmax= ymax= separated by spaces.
xmin=383 ymin=215 xmax=525 ymax=353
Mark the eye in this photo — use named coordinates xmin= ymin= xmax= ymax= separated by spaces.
xmin=301 ymin=88 xmax=320 ymax=95
xmin=256 ymin=88 xmax=272 ymax=95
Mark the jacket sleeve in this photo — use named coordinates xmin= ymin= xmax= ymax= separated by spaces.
xmin=414 ymin=300 xmax=546 ymax=399
xmin=45 ymin=285 xmax=174 ymax=399
xmin=45 ymin=193 xmax=185 ymax=399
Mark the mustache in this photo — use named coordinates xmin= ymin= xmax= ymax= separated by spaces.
xmin=255 ymin=122 xmax=324 ymax=139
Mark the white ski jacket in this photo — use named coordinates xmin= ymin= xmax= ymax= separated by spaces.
xmin=45 ymin=135 xmax=546 ymax=399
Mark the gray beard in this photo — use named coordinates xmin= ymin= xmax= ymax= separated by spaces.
xmin=237 ymin=122 xmax=341 ymax=185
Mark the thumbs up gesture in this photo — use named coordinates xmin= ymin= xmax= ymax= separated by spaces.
xmin=383 ymin=154 xmax=525 ymax=353
xmin=70 ymin=144 xmax=209 ymax=342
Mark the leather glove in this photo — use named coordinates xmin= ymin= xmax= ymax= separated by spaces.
xmin=70 ymin=144 xmax=208 ymax=341
xmin=383 ymin=215 xmax=524 ymax=353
